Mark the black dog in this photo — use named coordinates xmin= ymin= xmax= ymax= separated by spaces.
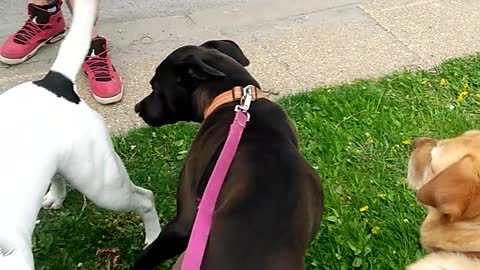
xmin=133 ymin=40 xmax=324 ymax=270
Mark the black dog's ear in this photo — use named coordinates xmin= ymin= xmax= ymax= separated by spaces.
xmin=179 ymin=54 xmax=226 ymax=81
xmin=200 ymin=40 xmax=250 ymax=67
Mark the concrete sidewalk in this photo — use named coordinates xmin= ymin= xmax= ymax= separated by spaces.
xmin=1 ymin=0 xmax=480 ymax=133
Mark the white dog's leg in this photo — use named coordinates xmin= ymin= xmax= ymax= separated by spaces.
xmin=64 ymin=152 xmax=161 ymax=246
xmin=42 ymin=175 xmax=67 ymax=210
xmin=128 ymin=184 xmax=162 ymax=247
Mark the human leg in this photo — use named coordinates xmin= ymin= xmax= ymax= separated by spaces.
xmin=0 ymin=0 xmax=66 ymax=64
xmin=67 ymin=0 xmax=123 ymax=104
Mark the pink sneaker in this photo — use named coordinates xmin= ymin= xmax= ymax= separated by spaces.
xmin=0 ymin=1 xmax=66 ymax=65
xmin=82 ymin=36 xmax=123 ymax=105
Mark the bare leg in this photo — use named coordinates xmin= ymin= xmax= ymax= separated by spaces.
xmin=63 ymin=0 xmax=124 ymax=104
xmin=65 ymin=0 xmax=98 ymax=38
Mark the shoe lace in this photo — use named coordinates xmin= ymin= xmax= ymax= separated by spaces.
xmin=14 ymin=17 xmax=45 ymax=44
xmin=85 ymin=50 xmax=113 ymax=81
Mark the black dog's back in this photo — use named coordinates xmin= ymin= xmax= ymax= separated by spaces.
xmin=195 ymin=100 xmax=324 ymax=270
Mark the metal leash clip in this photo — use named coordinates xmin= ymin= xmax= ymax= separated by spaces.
xmin=234 ymin=85 xmax=254 ymax=121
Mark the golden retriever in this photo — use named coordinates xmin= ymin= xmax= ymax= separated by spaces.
xmin=406 ymin=130 xmax=480 ymax=269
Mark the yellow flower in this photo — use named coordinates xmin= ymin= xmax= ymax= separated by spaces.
xmin=402 ymin=140 xmax=411 ymax=145
xmin=457 ymin=91 xmax=469 ymax=102
xmin=440 ymin=79 xmax=447 ymax=87
xmin=359 ymin=205 xmax=369 ymax=213
xmin=364 ymin=138 xmax=374 ymax=146
xmin=464 ymin=83 xmax=470 ymax=90
xmin=371 ymin=226 xmax=380 ymax=236
xmin=420 ymin=80 xmax=429 ymax=85
xmin=377 ymin=194 xmax=386 ymax=200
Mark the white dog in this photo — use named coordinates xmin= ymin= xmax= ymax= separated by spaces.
xmin=0 ymin=0 xmax=161 ymax=268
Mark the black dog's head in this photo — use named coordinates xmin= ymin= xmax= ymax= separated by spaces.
xmin=134 ymin=40 xmax=260 ymax=127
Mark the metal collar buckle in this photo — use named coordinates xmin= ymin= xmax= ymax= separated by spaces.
xmin=234 ymin=85 xmax=254 ymax=121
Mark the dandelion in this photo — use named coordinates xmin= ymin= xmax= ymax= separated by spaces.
xmin=440 ymin=78 xmax=447 ymax=87
xmin=420 ymin=80 xmax=429 ymax=85
xmin=464 ymin=83 xmax=470 ymax=91
xmin=377 ymin=194 xmax=386 ymax=200
xmin=364 ymin=138 xmax=374 ymax=146
xmin=402 ymin=140 xmax=411 ymax=146
xmin=457 ymin=91 xmax=469 ymax=102
xmin=359 ymin=205 xmax=369 ymax=213
xmin=371 ymin=226 xmax=380 ymax=236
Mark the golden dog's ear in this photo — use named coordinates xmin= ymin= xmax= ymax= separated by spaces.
xmin=416 ymin=155 xmax=480 ymax=222
xmin=411 ymin=137 xmax=435 ymax=150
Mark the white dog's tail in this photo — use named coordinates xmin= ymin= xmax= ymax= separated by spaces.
xmin=50 ymin=0 xmax=98 ymax=82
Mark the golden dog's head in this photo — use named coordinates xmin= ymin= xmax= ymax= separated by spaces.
xmin=407 ymin=130 xmax=480 ymax=256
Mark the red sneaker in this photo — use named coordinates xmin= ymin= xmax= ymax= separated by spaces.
xmin=0 ymin=1 xmax=66 ymax=65
xmin=82 ymin=36 xmax=123 ymax=105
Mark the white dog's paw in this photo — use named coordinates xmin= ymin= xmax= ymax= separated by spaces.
xmin=143 ymin=227 xmax=161 ymax=249
xmin=42 ymin=191 xmax=66 ymax=210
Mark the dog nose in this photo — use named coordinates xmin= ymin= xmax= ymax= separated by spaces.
xmin=134 ymin=103 xmax=140 ymax=113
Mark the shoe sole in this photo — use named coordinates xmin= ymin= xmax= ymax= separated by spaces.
xmin=91 ymin=79 xmax=124 ymax=105
xmin=0 ymin=30 xmax=66 ymax=65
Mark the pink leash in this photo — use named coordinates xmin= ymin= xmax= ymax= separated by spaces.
xmin=181 ymin=86 xmax=254 ymax=270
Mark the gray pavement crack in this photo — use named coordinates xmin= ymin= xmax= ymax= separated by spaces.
xmin=357 ymin=4 xmax=428 ymax=68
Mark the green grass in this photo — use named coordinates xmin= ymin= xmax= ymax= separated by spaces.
xmin=33 ymin=54 xmax=480 ymax=269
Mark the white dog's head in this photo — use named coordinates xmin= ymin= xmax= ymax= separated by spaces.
xmin=0 ymin=248 xmax=32 ymax=270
